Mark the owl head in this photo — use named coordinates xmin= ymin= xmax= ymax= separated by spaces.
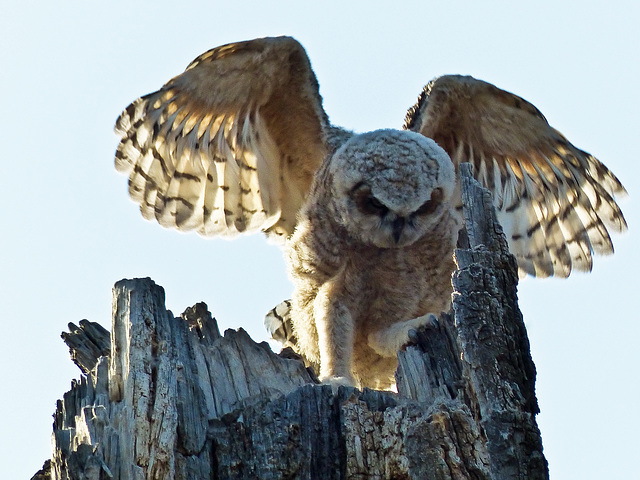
xmin=326 ymin=129 xmax=456 ymax=248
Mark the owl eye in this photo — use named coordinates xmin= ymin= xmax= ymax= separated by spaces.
xmin=362 ymin=195 xmax=389 ymax=216
xmin=415 ymin=188 xmax=443 ymax=215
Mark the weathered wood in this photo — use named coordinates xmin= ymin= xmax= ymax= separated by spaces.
xmin=452 ymin=163 xmax=546 ymax=480
xmin=39 ymin=164 xmax=548 ymax=480
xmin=61 ymin=320 xmax=110 ymax=375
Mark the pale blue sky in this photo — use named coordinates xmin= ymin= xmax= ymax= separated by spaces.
xmin=2 ymin=2 xmax=638 ymax=478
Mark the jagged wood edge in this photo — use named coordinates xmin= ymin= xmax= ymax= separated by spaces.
xmin=40 ymin=163 xmax=547 ymax=480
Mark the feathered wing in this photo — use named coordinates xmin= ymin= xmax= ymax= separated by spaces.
xmin=115 ymin=36 xmax=330 ymax=239
xmin=405 ymin=74 xmax=627 ymax=278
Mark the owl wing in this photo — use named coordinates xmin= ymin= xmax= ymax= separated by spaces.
xmin=115 ymin=36 xmax=329 ymax=239
xmin=404 ymin=74 xmax=627 ymax=278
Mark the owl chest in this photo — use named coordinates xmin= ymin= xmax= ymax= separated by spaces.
xmin=337 ymin=243 xmax=452 ymax=327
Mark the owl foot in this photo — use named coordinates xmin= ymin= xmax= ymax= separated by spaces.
xmin=404 ymin=316 xmax=442 ymax=353
xmin=368 ymin=313 xmax=439 ymax=357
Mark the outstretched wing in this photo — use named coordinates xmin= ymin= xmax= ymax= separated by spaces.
xmin=405 ymin=75 xmax=627 ymax=278
xmin=115 ymin=36 xmax=329 ymax=239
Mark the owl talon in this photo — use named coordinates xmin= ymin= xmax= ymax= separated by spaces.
xmin=404 ymin=316 xmax=441 ymax=352
xmin=407 ymin=328 xmax=420 ymax=345
xmin=422 ymin=313 xmax=439 ymax=329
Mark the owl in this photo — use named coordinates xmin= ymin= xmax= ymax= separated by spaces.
xmin=114 ymin=36 xmax=627 ymax=389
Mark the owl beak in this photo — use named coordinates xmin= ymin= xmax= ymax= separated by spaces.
xmin=392 ymin=217 xmax=405 ymax=243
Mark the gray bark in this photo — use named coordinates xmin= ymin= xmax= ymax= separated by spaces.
xmin=36 ymin=164 xmax=548 ymax=480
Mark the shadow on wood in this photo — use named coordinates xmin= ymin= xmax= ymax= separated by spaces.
xmin=36 ymin=165 xmax=548 ymax=480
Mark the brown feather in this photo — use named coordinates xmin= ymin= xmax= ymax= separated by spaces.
xmin=405 ymin=74 xmax=627 ymax=277
xmin=115 ymin=36 xmax=329 ymax=239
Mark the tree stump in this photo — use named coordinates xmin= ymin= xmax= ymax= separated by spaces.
xmin=36 ymin=165 xmax=548 ymax=480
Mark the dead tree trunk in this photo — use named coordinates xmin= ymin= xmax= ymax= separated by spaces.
xmin=36 ymin=165 xmax=548 ymax=480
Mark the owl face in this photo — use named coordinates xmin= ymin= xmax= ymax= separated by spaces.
xmin=327 ymin=130 xmax=455 ymax=248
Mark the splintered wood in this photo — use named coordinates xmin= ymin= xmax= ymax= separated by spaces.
xmin=43 ymin=165 xmax=548 ymax=480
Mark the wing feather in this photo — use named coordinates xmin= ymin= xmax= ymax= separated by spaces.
xmin=115 ymin=36 xmax=329 ymax=240
xmin=405 ymin=74 xmax=627 ymax=277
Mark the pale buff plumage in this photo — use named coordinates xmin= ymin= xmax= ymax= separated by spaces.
xmin=286 ymin=130 xmax=458 ymax=389
xmin=115 ymin=36 xmax=627 ymax=389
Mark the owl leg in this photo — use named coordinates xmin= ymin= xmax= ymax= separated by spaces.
xmin=313 ymin=282 xmax=356 ymax=387
xmin=367 ymin=313 xmax=438 ymax=358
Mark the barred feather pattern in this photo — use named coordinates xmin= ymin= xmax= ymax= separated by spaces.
xmin=456 ymin=142 xmax=626 ymax=277
xmin=264 ymin=299 xmax=299 ymax=351
xmin=115 ymin=90 xmax=288 ymax=238
xmin=114 ymin=36 xmax=329 ymax=241
xmin=405 ymin=75 xmax=627 ymax=278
